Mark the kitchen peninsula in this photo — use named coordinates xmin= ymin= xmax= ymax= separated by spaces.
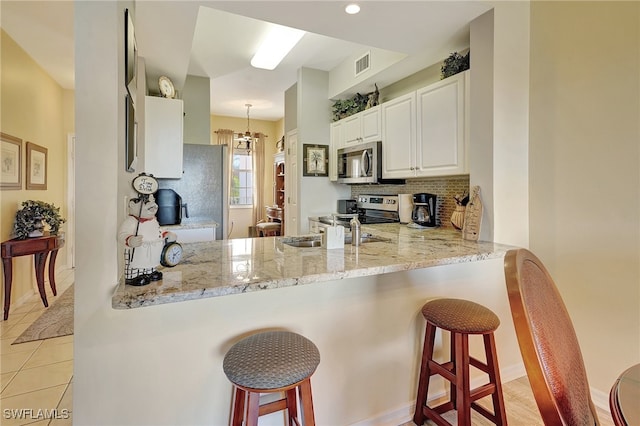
xmin=112 ymin=224 xmax=515 ymax=309
xmin=106 ymin=224 xmax=525 ymax=425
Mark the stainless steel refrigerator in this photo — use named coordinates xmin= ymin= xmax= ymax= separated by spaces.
xmin=157 ymin=144 xmax=228 ymax=239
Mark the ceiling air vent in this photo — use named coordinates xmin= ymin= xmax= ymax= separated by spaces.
xmin=355 ymin=51 xmax=371 ymax=77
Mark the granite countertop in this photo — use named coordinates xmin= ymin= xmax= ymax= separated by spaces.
xmin=162 ymin=217 xmax=219 ymax=230
xmin=112 ymin=224 xmax=516 ymax=310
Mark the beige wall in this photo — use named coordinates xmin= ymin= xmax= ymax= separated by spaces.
xmin=0 ymin=30 xmax=72 ymax=306
xmin=530 ymin=1 xmax=640 ymax=396
xmin=211 ymin=114 xmax=284 ymax=238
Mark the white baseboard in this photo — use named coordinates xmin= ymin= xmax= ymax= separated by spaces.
xmin=349 ymin=363 xmax=527 ymax=426
xmin=590 ymin=387 xmax=611 ymax=414
xmin=348 ymin=362 xmax=612 ymax=426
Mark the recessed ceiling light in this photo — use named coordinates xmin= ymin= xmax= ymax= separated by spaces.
xmin=345 ymin=4 xmax=360 ymax=15
xmin=251 ymin=25 xmax=306 ymax=70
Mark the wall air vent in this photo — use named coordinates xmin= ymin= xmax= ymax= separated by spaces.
xmin=355 ymin=51 xmax=371 ymax=77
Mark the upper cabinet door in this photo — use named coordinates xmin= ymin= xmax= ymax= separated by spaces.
xmin=144 ymin=96 xmax=184 ymax=178
xmin=381 ymin=92 xmax=416 ymax=179
xmin=361 ymin=105 xmax=381 ymax=143
xmin=342 ymin=114 xmax=362 ymax=145
xmin=416 ymin=71 xmax=467 ymax=176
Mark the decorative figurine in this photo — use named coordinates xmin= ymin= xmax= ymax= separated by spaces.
xmin=118 ymin=173 xmax=180 ymax=286
xmin=366 ymin=83 xmax=379 ymax=109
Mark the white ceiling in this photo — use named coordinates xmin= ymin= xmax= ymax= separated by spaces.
xmin=0 ymin=1 xmax=492 ymax=121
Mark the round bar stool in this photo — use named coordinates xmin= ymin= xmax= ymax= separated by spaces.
xmin=223 ymin=330 xmax=320 ymax=426
xmin=413 ymin=298 xmax=507 ymax=426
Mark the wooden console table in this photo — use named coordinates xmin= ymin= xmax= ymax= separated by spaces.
xmin=1 ymin=233 xmax=65 ymax=320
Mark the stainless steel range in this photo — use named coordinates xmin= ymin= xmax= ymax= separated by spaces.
xmin=356 ymin=195 xmax=400 ymax=224
xmin=312 ymin=195 xmax=400 ymax=232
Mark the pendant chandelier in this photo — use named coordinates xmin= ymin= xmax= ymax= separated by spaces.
xmin=236 ymin=104 xmax=256 ymax=154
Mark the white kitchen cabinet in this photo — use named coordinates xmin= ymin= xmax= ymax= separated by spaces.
xmin=145 ymin=96 xmax=183 ymax=178
xmin=382 ymin=71 xmax=468 ymax=179
xmin=172 ymin=227 xmax=216 ymax=243
xmin=381 ymin=92 xmax=417 ymax=179
xmin=415 ymin=71 xmax=468 ymax=176
xmin=333 ymin=105 xmax=382 ymax=181
xmin=329 ymin=121 xmax=341 ymax=181
xmin=284 ymin=129 xmax=298 ymax=235
xmin=341 ymin=105 xmax=381 ymax=146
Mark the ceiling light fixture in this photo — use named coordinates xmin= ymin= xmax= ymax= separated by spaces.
xmin=236 ymin=104 xmax=256 ymax=154
xmin=345 ymin=4 xmax=360 ymax=14
xmin=250 ymin=25 xmax=306 ymax=70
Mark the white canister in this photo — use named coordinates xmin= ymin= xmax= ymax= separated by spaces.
xmin=398 ymin=194 xmax=413 ymax=224
xmin=322 ymin=225 xmax=345 ymax=249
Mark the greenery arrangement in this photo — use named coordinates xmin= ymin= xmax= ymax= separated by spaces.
xmin=331 ymin=93 xmax=368 ymax=121
xmin=441 ymin=51 xmax=470 ymax=79
xmin=14 ymin=200 xmax=66 ymax=240
xmin=331 ymin=84 xmax=379 ymax=122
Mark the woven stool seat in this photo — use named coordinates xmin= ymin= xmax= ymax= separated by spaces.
xmin=421 ymin=298 xmax=500 ymax=334
xmin=256 ymin=222 xmax=281 ymax=231
xmin=223 ymin=331 xmax=320 ymax=426
xmin=255 ymin=222 xmax=281 ymax=237
xmin=224 ymin=330 xmax=320 ymax=389
xmin=414 ymin=298 xmax=507 ymax=426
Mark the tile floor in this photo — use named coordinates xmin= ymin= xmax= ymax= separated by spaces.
xmin=1 ymin=269 xmax=74 ymax=426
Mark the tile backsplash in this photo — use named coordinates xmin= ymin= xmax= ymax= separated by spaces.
xmin=350 ymin=175 xmax=470 ymax=228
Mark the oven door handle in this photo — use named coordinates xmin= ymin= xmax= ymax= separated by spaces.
xmin=361 ymin=150 xmax=371 ymax=177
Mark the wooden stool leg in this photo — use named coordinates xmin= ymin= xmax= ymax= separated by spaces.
xmin=286 ymin=388 xmax=298 ymax=425
xmin=414 ymin=322 xmax=437 ymax=425
xmin=450 ymin=331 xmax=457 ymax=408
xmin=245 ymin=391 xmax=261 ymax=426
xmin=484 ymin=333 xmax=507 ymax=425
xmin=454 ymin=333 xmax=471 ymax=426
xmin=230 ymin=387 xmax=245 ymax=426
xmin=298 ymin=378 xmax=315 ymax=426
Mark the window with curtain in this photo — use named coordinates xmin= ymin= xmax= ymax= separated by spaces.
xmin=230 ymin=150 xmax=253 ymax=206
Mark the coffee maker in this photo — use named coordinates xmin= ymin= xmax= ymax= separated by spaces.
xmin=411 ymin=193 xmax=437 ymax=227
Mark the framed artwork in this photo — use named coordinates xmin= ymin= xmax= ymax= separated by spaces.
xmin=302 ymin=144 xmax=328 ymax=177
xmin=1 ymin=132 xmax=22 ymax=190
xmin=125 ymin=94 xmax=137 ymax=172
xmin=26 ymin=142 xmax=47 ymax=190
xmin=124 ymin=8 xmax=137 ymax=93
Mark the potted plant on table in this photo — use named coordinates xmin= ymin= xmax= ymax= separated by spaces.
xmin=14 ymin=200 xmax=66 ymax=240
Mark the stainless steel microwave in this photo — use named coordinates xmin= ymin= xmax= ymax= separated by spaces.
xmin=337 ymin=141 xmax=405 ymax=185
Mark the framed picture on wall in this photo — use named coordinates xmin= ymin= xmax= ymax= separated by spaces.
xmin=26 ymin=142 xmax=47 ymax=190
xmin=302 ymin=144 xmax=328 ymax=177
xmin=1 ymin=132 xmax=22 ymax=190
xmin=124 ymin=8 xmax=137 ymax=93
xmin=125 ymin=94 xmax=137 ymax=172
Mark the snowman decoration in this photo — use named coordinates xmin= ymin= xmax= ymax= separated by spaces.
xmin=118 ymin=173 xmax=182 ymax=286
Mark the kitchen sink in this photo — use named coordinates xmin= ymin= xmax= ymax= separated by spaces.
xmin=344 ymin=235 xmax=388 ymax=244
xmin=281 ymin=233 xmax=388 ymax=248
xmin=283 ymin=239 xmax=323 ymax=248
